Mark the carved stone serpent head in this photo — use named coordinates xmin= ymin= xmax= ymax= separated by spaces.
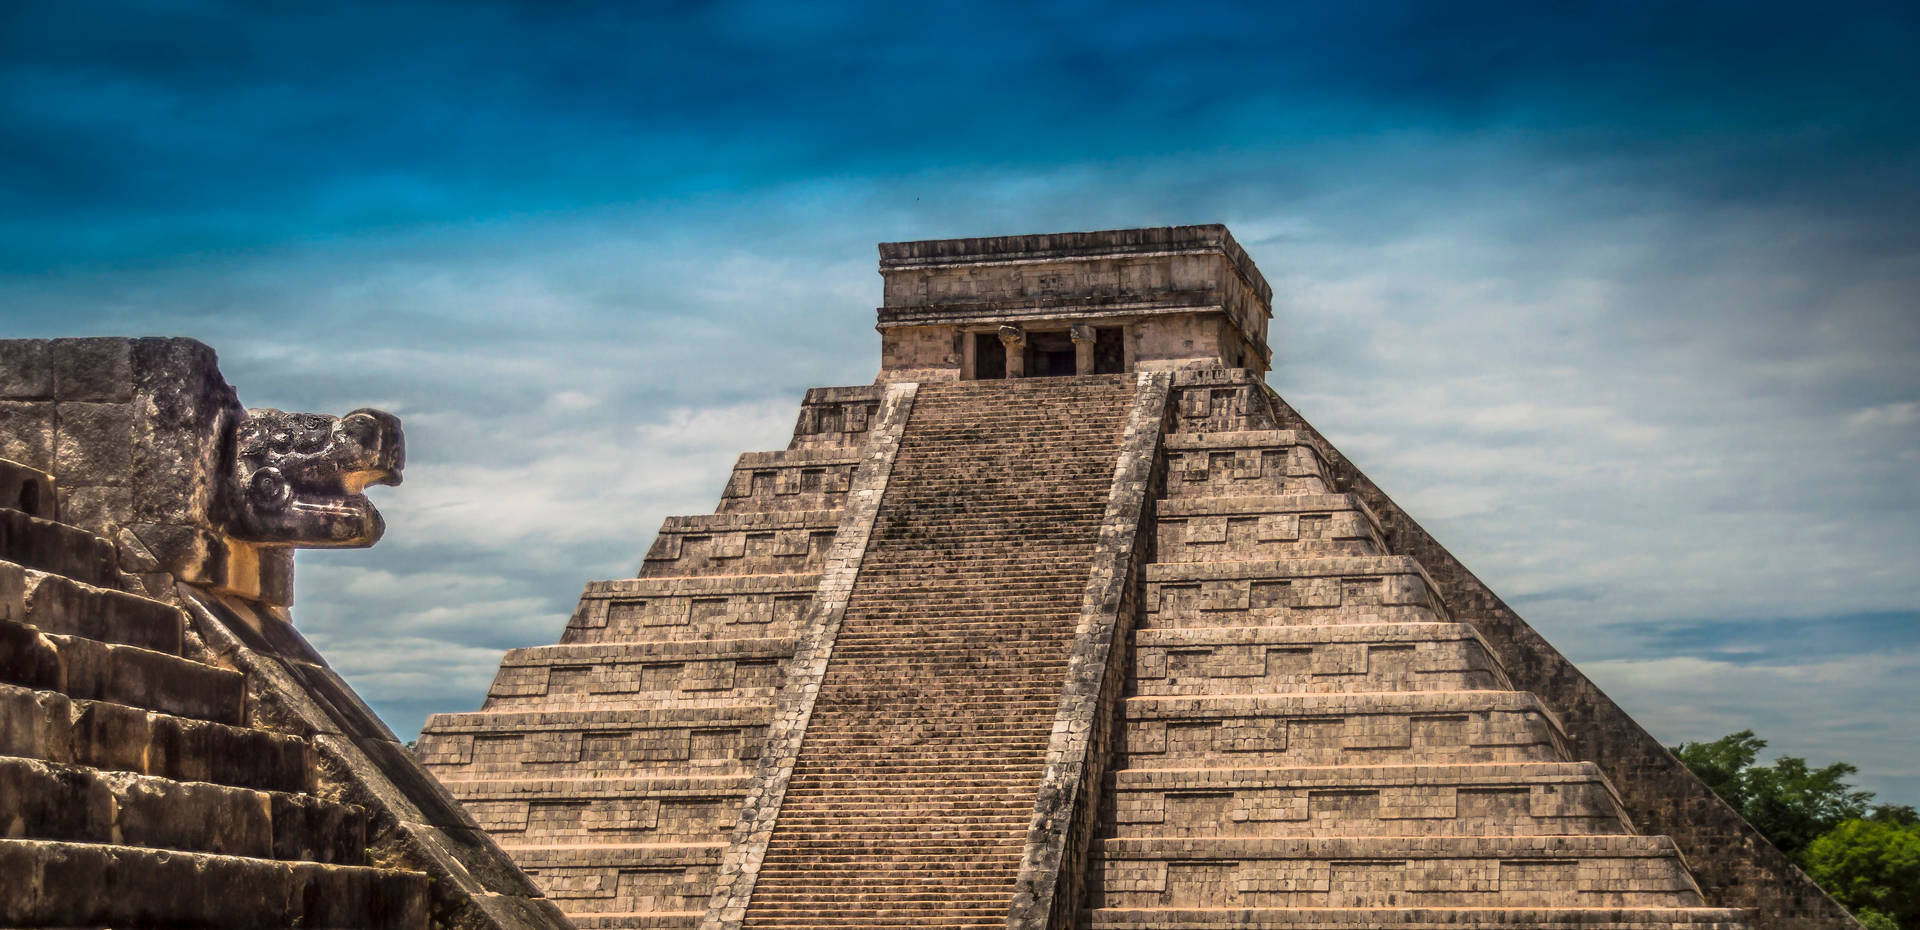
xmin=226 ymin=407 xmax=405 ymax=548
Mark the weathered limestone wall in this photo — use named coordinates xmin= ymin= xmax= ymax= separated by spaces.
xmin=0 ymin=338 xmax=261 ymax=600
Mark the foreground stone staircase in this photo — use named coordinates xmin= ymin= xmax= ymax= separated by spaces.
xmin=740 ymin=375 xmax=1135 ymax=928
xmin=417 ymin=386 xmax=892 ymax=928
xmin=1079 ymin=374 xmax=1748 ymax=929
xmin=0 ymin=459 xmax=429 ymax=928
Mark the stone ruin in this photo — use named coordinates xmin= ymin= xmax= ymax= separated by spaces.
xmin=0 ymin=338 xmax=568 ymax=929
xmin=0 ymin=225 xmax=1860 ymax=930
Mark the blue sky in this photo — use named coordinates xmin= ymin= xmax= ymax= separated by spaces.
xmin=3 ymin=1 xmax=1916 ymax=803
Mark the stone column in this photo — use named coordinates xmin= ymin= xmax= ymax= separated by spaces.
xmin=999 ymin=325 xmax=1027 ymax=378
xmin=1071 ymin=324 xmax=1096 ymax=375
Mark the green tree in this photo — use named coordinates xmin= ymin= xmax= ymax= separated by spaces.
xmin=1673 ymin=731 xmax=1918 ymax=928
xmin=1856 ymin=909 xmax=1901 ymax=930
xmin=1870 ymin=804 xmax=1920 ymax=827
xmin=1802 ymin=818 xmax=1920 ymax=929
xmin=1672 ymin=730 xmax=1764 ymax=810
xmin=1670 ymin=730 xmax=1873 ymax=858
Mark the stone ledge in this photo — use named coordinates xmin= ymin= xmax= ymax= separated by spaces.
xmin=499 ymin=638 xmax=796 ymax=666
xmin=732 ymin=449 xmax=861 ymax=467
xmin=1147 ymin=555 xmax=1432 ymax=584
xmin=582 ymin=574 xmax=823 ymax=597
xmin=657 ymin=511 xmax=841 ymax=532
xmin=1165 ymin=429 xmax=1313 ymax=450
xmin=878 ymin=225 xmax=1271 ymax=306
xmin=1124 ymin=690 xmax=1560 ymax=726
xmin=1113 ymin=760 xmax=1613 ymax=790
xmin=1136 ymin=622 xmax=1483 ymax=648
xmin=799 ymin=385 xmax=884 ymax=405
xmin=444 ymin=774 xmax=753 ymax=801
xmin=1087 ymin=907 xmax=1750 ymax=929
xmin=1158 ymin=493 xmax=1368 ymax=517
xmin=1098 ymin=833 xmax=1685 ymax=860
xmin=506 ymin=841 xmax=724 ymax=869
xmin=424 ymin=704 xmax=771 ymax=731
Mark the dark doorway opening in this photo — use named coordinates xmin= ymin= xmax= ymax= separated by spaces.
xmin=1094 ymin=327 xmax=1125 ymax=374
xmin=1024 ymin=330 xmax=1078 ymax=377
xmin=973 ymin=332 xmax=1006 ymax=379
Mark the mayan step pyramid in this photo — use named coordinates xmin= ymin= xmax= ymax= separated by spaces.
xmin=417 ymin=226 xmax=1857 ymax=930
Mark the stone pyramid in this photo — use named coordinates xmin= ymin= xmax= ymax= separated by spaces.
xmin=417 ymin=226 xmax=1856 ymax=930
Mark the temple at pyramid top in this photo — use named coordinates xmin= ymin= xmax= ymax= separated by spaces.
xmin=875 ymin=224 xmax=1273 ymax=381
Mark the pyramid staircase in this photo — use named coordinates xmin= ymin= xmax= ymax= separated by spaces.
xmin=1079 ymin=373 xmax=1749 ymax=929
xmin=740 ymin=375 xmax=1135 ymax=927
xmin=0 ymin=458 xmax=429 ymax=928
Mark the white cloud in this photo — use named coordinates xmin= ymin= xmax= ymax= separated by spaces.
xmin=1848 ymin=400 xmax=1920 ymax=429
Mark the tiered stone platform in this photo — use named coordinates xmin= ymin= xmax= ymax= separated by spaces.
xmin=1079 ymin=374 xmax=1749 ymax=928
xmin=417 ymin=385 xmax=901 ymax=927
xmin=0 ymin=459 xmax=428 ymax=927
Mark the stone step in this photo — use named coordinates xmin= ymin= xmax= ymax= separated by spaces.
xmin=506 ymin=842 xmax=720 ymax=915
xmin=1087 ymin=907 xmax=1750 ymax=929
xmin=787 ymin=385 xmax=883 ymax=451
xmin=0 ymin=617 xmax=246 ymax=723
xmin=481 ymin=637 xmax=792 ymax=710
xmin=0 ymin=755 xmax=366 ymax=863
xmin=572 ymin=913 xmax=700 ymax=930
xmin=1161 ymin=431 xmax=1335 ymax=498
xmin=0 ymin=507 xmax=124 ymax=591
xmin=1133 ymin=622 xmax=1511 ymax=696
xmin=640 ymin=510 xmax=842 ymax=578
xmin=565 ymin=574 xmax=823 ymax=643
xmin=0 ymin=683 xmax=313 ymax=792
xmin=423 ymin=702 xmax=770 ymax=730
xmin=0 ymin=839 xmax=426 ymax=929
xmin=1108 ymin=761 xmax=1633 ymax=838
xmin=418 ymin=709 xmax=768 ymax=774
xmin=1093 ymin=835 xmax=1706 ymax=909
xmin=6 ymin=563 xmax=185 ymax=654
xmin=1145 ymin=556 xmax=1448 ymax=628
xmin=445 ymin=772 xmax=748 ymax=844
xmin=435 ymin=772 xmax=751 ymax=795
xmin=772 ymin=808 xmax=1032 ymax=822
xmin=1119 ymin=691 xmax=1568 ymax=768
xmin=1156 ymin=493 xmax=1387 ymax=562
xmin=738 ymin=919 xmax=1005 ymax=929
